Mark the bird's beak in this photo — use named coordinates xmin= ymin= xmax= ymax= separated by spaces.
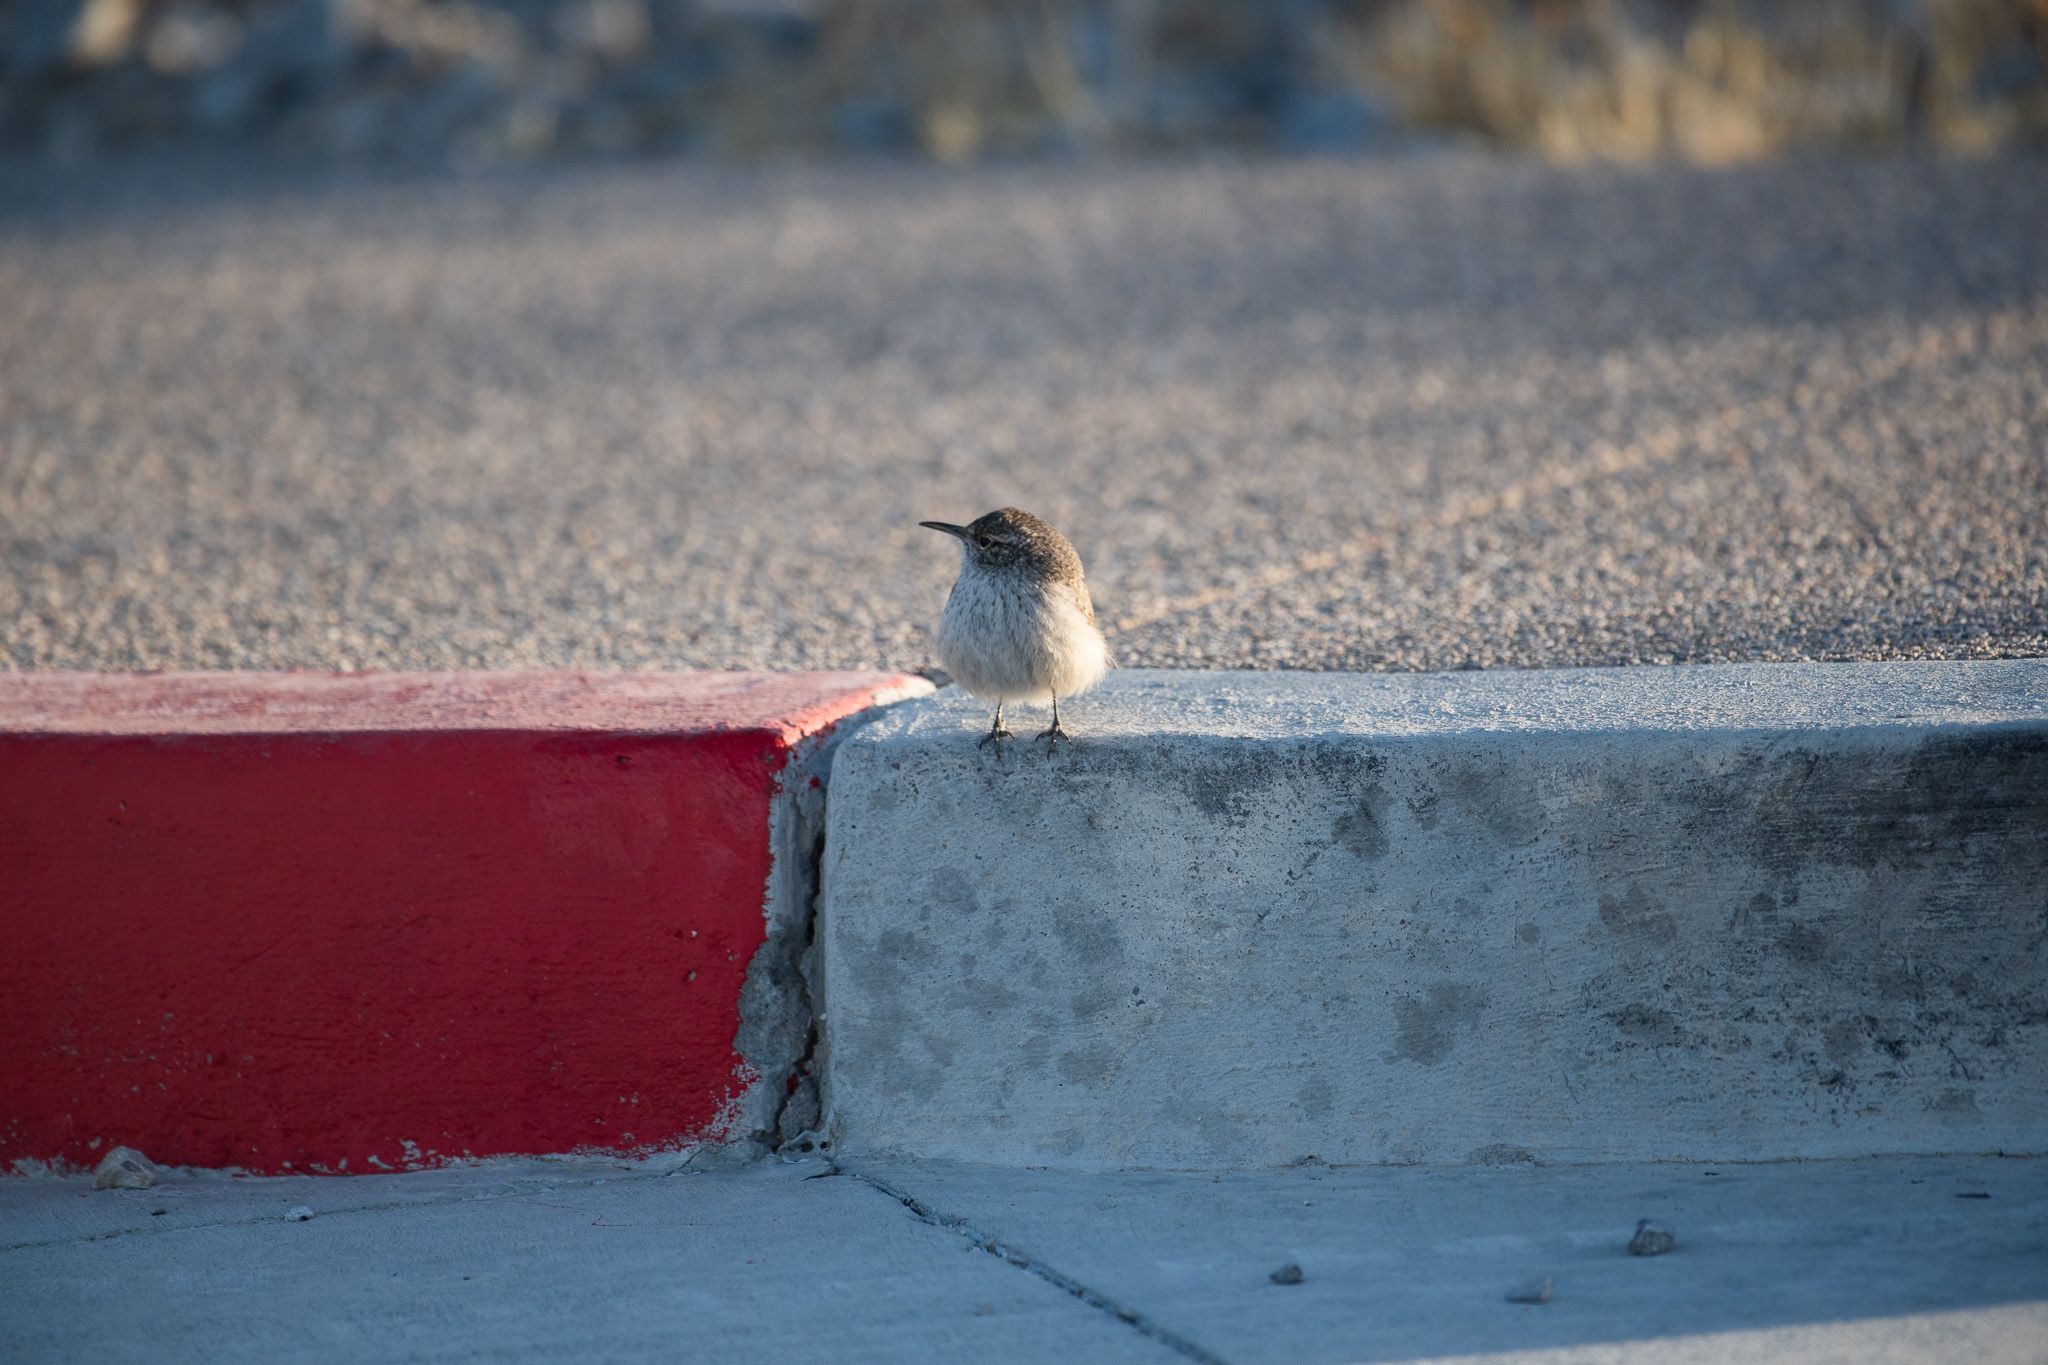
xmin=919 ymin=521 xmax=970 ymax=540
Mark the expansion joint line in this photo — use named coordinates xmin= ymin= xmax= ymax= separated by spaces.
xmin=841 ymin=1166 xmax=1232 ymax=1365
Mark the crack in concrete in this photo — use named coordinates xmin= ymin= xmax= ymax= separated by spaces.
xmin=765 ymin=796 xmax=829 ymax=1150
xmin=756 ymin=723 xmax=850 ymax=1151
xmin=758 ymin=688 xmax=931 ymax=1153
xmin=741 ymin=725 xmax=840 ymax=1152
xmin=842 ymin=1165 xmax=1233 ymax=1365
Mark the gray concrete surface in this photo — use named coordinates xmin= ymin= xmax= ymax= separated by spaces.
xmin=856 ymin=1155 xmax=2048 ymax=1365
xmin=820 ymin=662 xmax=2048 ymax=1168
xmin=0 ymin=1155 xmax=1184 ymax=1365
xmin=3 ymin=1153 xmax=2042 ymax=1364
xmin=3 ymin=153 xmax=2045 ymax=673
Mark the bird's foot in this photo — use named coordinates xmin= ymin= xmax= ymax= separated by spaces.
xmin=979 ymin=726 xmax=1015 ymax=749
xmin=1035 ymin=723 xmax=1070 ymax=747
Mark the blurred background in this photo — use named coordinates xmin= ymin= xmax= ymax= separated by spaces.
xmin=4 ymin=0 xmax=2046 ymax=166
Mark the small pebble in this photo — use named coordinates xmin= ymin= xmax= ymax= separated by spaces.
xmin=284 ymin=1205 xmax=316 ymax=1222
xmin=1270 ymin=1262 xmax=1305 ymax=1285
xmin=91 ymin=1147 xmax=157 ymax=1191
xmin=1627 ymin=1219 xmax=1677 ymax=1256
xmin=1506 ymin=1277 xmax=1554 ymax=1304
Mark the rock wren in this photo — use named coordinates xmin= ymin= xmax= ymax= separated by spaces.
xmin=919 ymin=508 xmax=1110 ymax=747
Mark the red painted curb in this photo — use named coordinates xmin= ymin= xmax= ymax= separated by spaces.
xmin=0 ymin=671 xmax=926 ymax=1176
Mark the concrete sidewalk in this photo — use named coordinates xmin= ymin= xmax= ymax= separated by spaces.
xmin=3 ymin=1154 xmax=2043 ymax=1363
xmin=0 ymin=1156 xmax=1177 ymax=1365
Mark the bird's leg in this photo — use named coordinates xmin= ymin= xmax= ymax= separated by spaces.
xmin=980 ymin=701 xmax=1013 ymax=749
xmin=1036 ymin=694 xmax=1069 ymax=746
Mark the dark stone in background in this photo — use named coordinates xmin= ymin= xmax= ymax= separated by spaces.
xmin=1 ymin=0 xmax=2042 ymax=165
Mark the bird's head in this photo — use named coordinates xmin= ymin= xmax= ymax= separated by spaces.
xmin=919 ymin=507 xmax=1054 ymax=573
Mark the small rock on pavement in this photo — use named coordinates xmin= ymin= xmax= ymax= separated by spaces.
xmin=1506 ymin=1277 xmax=1554 ymax=1304
xmin=284 ymin=1205 xmax=315 ymax=1222
xmin=1270 ymin=1262 xmax=1305 ymax=1285
xmin=91 ymin=1147 xmax=157 ymax=1190
xmin=1628 ymin=1219 xmax=1677 ymax=1256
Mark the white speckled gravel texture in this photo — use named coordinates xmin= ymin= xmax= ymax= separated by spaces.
xmin=2 ymin=153 xmax=2043 ymax=673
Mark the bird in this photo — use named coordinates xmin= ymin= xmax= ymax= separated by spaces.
xmin=919 ymin=508 xmax=1110 ymax=748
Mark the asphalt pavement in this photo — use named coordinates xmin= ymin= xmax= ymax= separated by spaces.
xmin=2 ymin=152 xmax=2043 ymax=672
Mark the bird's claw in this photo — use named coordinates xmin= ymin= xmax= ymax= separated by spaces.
xmin=1035 ymin=724 xmax=1069 ymax=747
xmin=979 ymin=727 xmax=1015 ymax=749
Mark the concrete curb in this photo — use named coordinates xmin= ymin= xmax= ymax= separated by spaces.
xmin=0 ymin=669 xmax=931 ymax=1176
xmin=819 ymin=661 xmax=2048 ymax=1169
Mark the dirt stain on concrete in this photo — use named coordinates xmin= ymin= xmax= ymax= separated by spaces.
xmin=1609 ymin=1002 xmax=1692 ymax=1048
xmin=1335 ymin=789 xmax=1391 ymax=859
xmin=1390 ymin=982 xmax=1489 ymax=1066
xmin=1598 ymin=887 xmax=1678 ymax=945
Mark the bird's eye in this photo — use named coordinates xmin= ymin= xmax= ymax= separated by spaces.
xmin=975 ymin=535 xmax=993 ymax=548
